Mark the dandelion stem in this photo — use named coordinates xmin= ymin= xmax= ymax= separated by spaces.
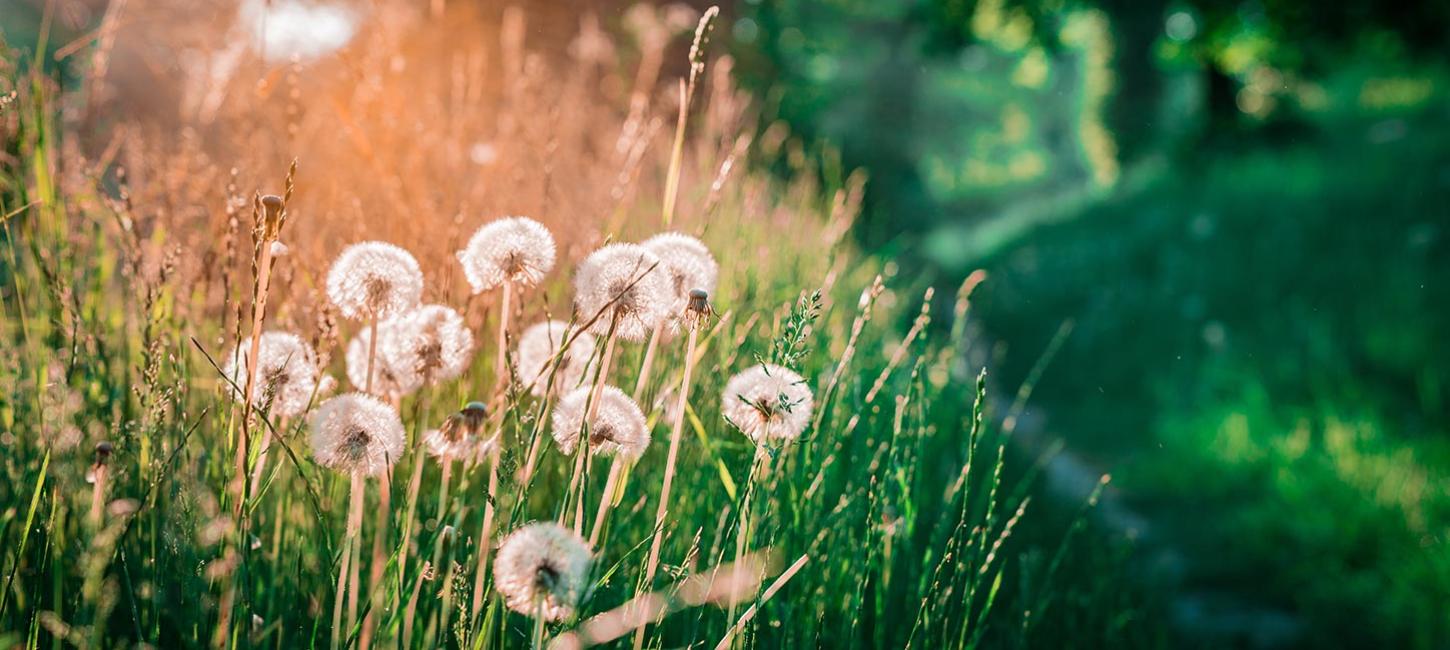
xmin=360 ymin=471 xmax=392 ymax=649
xmin=589 ymin=459 xmax=623 ymax=547
xmin=633 ymin=322 xmax=699 ymax=650
xmin=494 ymin=280 xmax=513 ymax=394
xmin=363 ymin=309 xmax=381 ymax=395
xmin=532 ymin=596 xmax=547 ymax=649
xmin=333 ymin=474 xmax=365 ymax=650
xmin=564 ymin=318 xmax=617 ymax=533
xmin=470 ymin=444 xmax=500 ymax=626
xmin=632 ymin=321 xmax=663 ymax=402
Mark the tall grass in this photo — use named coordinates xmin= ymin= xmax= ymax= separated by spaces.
xmin=0 ymin=3 xmax=1094 ymax=647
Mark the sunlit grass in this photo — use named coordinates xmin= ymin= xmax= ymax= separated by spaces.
xmin=0 ymin=3 xmax=1110 ymax=648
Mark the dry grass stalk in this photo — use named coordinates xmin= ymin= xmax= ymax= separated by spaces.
xmin=470 ymin=443 xmax=501 ymax=625
xmin=713 ymin=553 xmax=811 ymax=650
xmin=632 ymin=297 xmax=705 ymax=650
xmin=553 ymin=551 xmax=772 ymax=650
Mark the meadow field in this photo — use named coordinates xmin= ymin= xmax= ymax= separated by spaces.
xmin=0 ymin=2 xmax=1120 ymax=648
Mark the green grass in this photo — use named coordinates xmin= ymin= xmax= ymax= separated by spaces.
xmin=969 ymin=97 xmax=1450 ymax=647
xmin=0 ymin=47 xmax=1132 ymax=649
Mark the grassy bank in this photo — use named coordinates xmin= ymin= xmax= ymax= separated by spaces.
xmin=0 ymin=4 xmax=1132 ymax=647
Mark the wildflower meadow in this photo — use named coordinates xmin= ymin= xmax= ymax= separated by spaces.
xmin=0 ymin=3 xmax=1120 ymax=648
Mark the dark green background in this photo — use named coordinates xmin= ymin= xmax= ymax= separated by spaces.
xmin=732 ymin=0 xmax=1450 ymax=647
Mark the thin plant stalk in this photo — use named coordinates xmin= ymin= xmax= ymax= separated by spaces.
xmin=401 ymin=449 xmax=427 ymax=561
xmin=87 ymin=462 xmax=108 ymax=526
xmin=588 ymin=459 xmax=624 ymax=546
xmin=360 ymin=473 xmax=393 ymax=649
xmin=494 ymin=280 xmax=513 ymax=394
xmin=428 ymin=537 xmax=459 ymax=648
xmin=422 ymin=528 xmax=453 ymax=646
xmin=402 ymin=560 xmax=431 ymax=647
xmin=397 ymin=391 xmax=432 ymax=610
xmin=333 ymin=474 xmax=366 ymax=650
xmin=364 ymin=310 xmax=380 ymax=395
xmin=563 ymin=318 xmax=618 ymax=533
xmin=632 ymin=322 xmax=663 ymax=401
xmin=437 ymin=459 xmax=454 ymax=522
xmin=713 ymin=553 xmax=811 ymax=650
xmin=220 ymin=214 xmax=279 ymax=647
xmin=632 ymin=322 xmax=699 ymax=650
xmin=238 ymin=235 xmax=277 ymax=500
xmin=661 ymin=80 xmax=687 ymax=228
xmin=247 ymin=416 xmax=288 ymax=500
xmin=470 ymin=444 xmax=500 ymax=625
xmin=726 ymin=448 xmax=769 ymax=629
xmin=532 ymin=597 xmax=547 ymax=649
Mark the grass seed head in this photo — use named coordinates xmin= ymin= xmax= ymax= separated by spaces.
xmin=309 ymin=393 xmax=407 ymax=478
xmin=551 ymin=385 xmax=651 ymax=460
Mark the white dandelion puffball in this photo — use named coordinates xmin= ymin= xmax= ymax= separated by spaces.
xmin=494 ymin=522 xmax=592 ymax=622
xmin=381 ymin=304 xmax=474 ymax=393
xmin=222 ymin=332 xmax=330 ymax=418
xmin=551 ymin=385 xmax=650 ymax=460
xmin=573 ymin=243 xmax=673 ymax=341
xmin=643 ymin=232 xmax=719 ymax=316
xmin=722 ymin=364 xmax=815 ymax=445
xmin=325 ymin=241 xmax=425 ymax=320
xmin=310 ymin=392 xmax=407 ymax=477
xmin=345 ymin=323 xmax=408 ymax=397
xmin=422 ymin=402 xmax=492 ymax=462
xmin=515 ymin=320 xmax=597 ymax=396
xmin=457 ymin=216 xmax=556 ymax=294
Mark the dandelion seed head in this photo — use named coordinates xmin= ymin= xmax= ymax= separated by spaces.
xmin=643 ymin=232 xmax=718 ymax=317
xmin=573 ymin=243 xmax=673 ymax=341
xmin=551 ymin=385 xmax=650 ymax=460
xmin=310 ymin=392 xmax=406 ymax=477
xmin=222 ymin=331 xmax=329 ymax=417
xmin=457 ymin=217 xmax=556 ymax=293
xmin=722 ymin=364 xmax=814 ymax=445
xmin=423 ymin=401 xmax=493 ymax=462
xmin=493 ymin=522 xmax=592 ymax=622
xmin=515 ymin=320 xmax=597 ymax=396
xmin=381 ymin=304 xmax=474 ymax=393
xmin=325 ymin=241 xmax=424 ymax=320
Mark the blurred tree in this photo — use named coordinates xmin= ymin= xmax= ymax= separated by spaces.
xmin=735 ymin=0 xmax=1450 ymax=258
xmin=736 ymin=0 xmax=1120 ymax=253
